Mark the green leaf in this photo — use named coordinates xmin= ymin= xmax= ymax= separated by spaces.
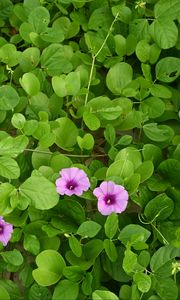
xmin=68 ymin=235 xmax=82 ymax=258
xmin=53 ymin=117 xmax=78 ymax=150
xmin=150 ymin=19 xmax=178 ymax=49
xmin=77 ymin=221 xmax=101 ymax=238
xmin=158 ymin=159 xmax=180 ymax=186
xmin=154 ymin=0 xmax=180 ymax=21
xmin=123 ymin=248 xmax=138 ymax=274
xmin=19 ymin=174 xmax=59 ymax=210
xmin=92 ymin=290 xmax=119 ymax=300
xmin=50 ymin=154 xmax=72 ymax=173
xmin=104 ymin=239 xmax=118 ymax=262
xmin=104 ymin=124 xmax=116 ymax=145
xmin=150 ymin=245 xmax=180 ymax=276
xmin=143 ymin=123 xmax=174 ymax=142
xmin=106 ymin=62 xmax=133 ymax=95
xmin=0 ymin=135 xmax=29 ymax=157
xmin=27 ymin=283 xmax=51 ymax=300
xmin=20 ymin=72 xmax=40 ymax=96
xmin=0 ymin=86 xmax=20 ymax=110
xmin=1 ymin=249 xmax=24 ymax=266
xmin=83 ymin=112 xmax=100 ymax=131
xmin=150 ymin=84 xmax=172 ymax=98
xmin=107 ymin=159 xmax=134 ymax=180
xmin=11 ymin=113 xmax=26 ymax=130
xmin=135 ymin=161 xmax=154 ymax=183
xmin=154 ymin=277 xmax=178 ymax=300
xmin=125 ymin=173 xmax=141 ymax=195
xmin=136 ymin=40 xmax=150 ymax=63
xmin=115 ymin=147 xmax=142 ymax=169
xmin=33 ymin=250 xmax=65 ymax=286
xmin=119 ymin=285 xmax=131 ymax=300
xmin=52 ymin=72 xmax=81 ymax=97
xmin=104 ymin=213 xmax=119 ymax=239
xmin=0 ymin=286 xmax=10 ymax=300
xmin=112 ymin=4 xmax=132 ymax=24
xmin=77 ymin=133 xmax=94 ymax=150
xmin=28 ymin=6 xmax=50 ymax=33
xmin=41 ymin=44 xmax=73 ymax=76
xmin=0 ymin=44 xmax=20 ymax=67
xmin=142 ymin=144 xmax=162 ymax=167
xmin=19 ymin=47 xmax=40 ymax=72
xmin=133 ymin=273 xmax=151 ymax=293
xmin=144 ymin=193 xmax=174 ymax=222
xmin=23 ymin=234 xmax=40 ymax=255
xmin=119 ymin=224 xmax=151 ymax=246
xmin=63 ymin=266 xmax=84 ymax=282
xmin=52 ymin=280 xmax=79 ymax=300
xmin=0 ymin=157 xmax=20 ymax=179
xmin=140 ymin=97 xmax=165 ymax=118
xmin=155 ymin=57 xmax=180 ymax=82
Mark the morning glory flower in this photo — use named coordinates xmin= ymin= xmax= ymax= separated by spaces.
xmin=93 ymin=181 xmax=128 ymax=216
xmin=0 ymin=217 xmax=13 ymax=246
xmin=56 ymin=167 xmax=90 ymax=196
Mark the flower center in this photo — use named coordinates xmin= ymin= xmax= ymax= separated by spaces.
xmin=66 ymin=180 xmax=77 ymax=190
xmin=104 ymin=194 xmax=116 ymax=205
xmin=0 ymin=225 xmax=4 ymax=234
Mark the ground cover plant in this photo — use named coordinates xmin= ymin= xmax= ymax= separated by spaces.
xmin=0 ymin=0 xmax=180 ymax=299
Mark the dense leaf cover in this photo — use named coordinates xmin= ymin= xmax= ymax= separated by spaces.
xmin=0 ymin=0 xmax=180 ymax=299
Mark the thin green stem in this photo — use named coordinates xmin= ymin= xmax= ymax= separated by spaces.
xmin=84 ymin=12 xmax=119 ymax=106
xmin=25 ymin=148 xmax=107 ymax=158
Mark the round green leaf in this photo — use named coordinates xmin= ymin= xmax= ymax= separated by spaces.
xmin=50 ymin=154 xmax=72 ymax=173
xmin=0 ymin=286 xmax=10 ymax=300
xmin=19 ymin=47 xmax=40 ymax=72
xmin=20 ymin=72 xmax=40 ymax=96
xmin=136 ymin=40 xmax=150 ymax=62
xmin=135 ymin=161 xmax=154 ymax=183
xmin=106 ymin=62 xmax=133 ymax=95
xmin=0 ymin=85 xmax=20 ymax=110
xmin=53 ymin=117 xmax=78 ymax=150
xmin=150 ymin=84 xmax=172 ymax=98
xmin=19 ymin=174 xmax=59 ymax=210
xmin=0 ymin=157 xmax=20 ymax=179
xmin=133 ymin=273 xmax=151 ymax=293
xmin=77 ymin=221 xmax=102 ymax=238
xmin=83 ymin=112 xmax=100 ymax=131
xmin=33 ymin=250 xmax=65 ymax=286
xmin=150 ymin=19 xmax=178 ymax=49
xmin=92 ymin=290 xmax=119 ymax=300
xmin=52 ymin=280 xmax=79 ymax=300
xmin=11 ymin=113 xmax=26 ymax=129
xmin=141 ymin=97 xmax=165 ymax=118
xmin=115 ymin=147 xmax=142 ymax=169
xmin=144 ymin=193 xmax=174 ymax=222
xmin=143 ymin=123 xmax=174 ymax=142
xmin=77 ymin=133 xmax=94 ymax=150
xmin=28 ymin=6 xmax=50 ymax=33
xmin=155 ymin=57 xmax=180 ymax=82
xmin=107 ymin=159 xmax=134 ymax=180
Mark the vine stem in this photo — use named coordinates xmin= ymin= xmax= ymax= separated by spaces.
xmin=84 ymin=12 xmax=119 ymax=106
xmin=25 ymin=148 xmax=107 ymax=158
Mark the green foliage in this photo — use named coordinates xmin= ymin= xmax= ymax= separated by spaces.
xmin=0 ymin=0 xmax=180 ymax=299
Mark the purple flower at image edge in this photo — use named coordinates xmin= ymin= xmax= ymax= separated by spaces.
xmin=56 ymin=167 xmax=90 ymax=196
xmin=93 ymin=181 xmax=129 ymax=216
xmin=0 ymin=217 xmax=13 ymax=246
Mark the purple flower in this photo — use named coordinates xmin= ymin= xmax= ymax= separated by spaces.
xmin=93 ymin=181 xmax=128 ymax=216
xmin=56 ymin=167 xmax=90 ymax=196
xmin=0 ymin=217 xmax=13 ymax=246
